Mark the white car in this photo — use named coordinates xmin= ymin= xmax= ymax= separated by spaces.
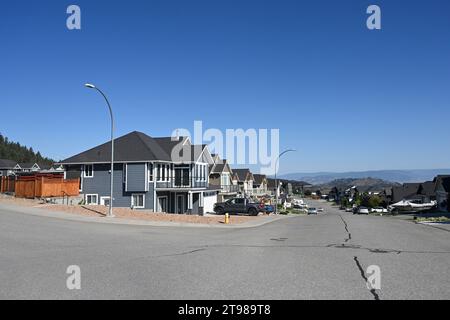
xmin=357 ymin=207 xmax=370 ymax=215
xmin=372 ymin=207 xmax=388 ymax=213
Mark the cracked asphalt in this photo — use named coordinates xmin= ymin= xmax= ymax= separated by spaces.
xmin=1 ymin=199 xmax=449 ymax=300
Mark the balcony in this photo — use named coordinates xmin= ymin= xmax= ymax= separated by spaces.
xmin=219 ymin=184 xmax=240 ymax=194
xmin=155 ymin=177 xmax=208 ymax=189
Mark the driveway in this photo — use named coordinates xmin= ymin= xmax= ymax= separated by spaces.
xmin=0 ymin=200 xmax=449 ymax=299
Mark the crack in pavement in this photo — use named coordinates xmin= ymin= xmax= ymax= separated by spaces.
xmin=133 ymin=248 xmax=207 ymax=260
xmin=201 ymin=244 xmax=450 ymax=255
xmin=338 ymin=215 xmax=352 ymax=243
xmin=353 ymin=256 xmax=380 ymax=300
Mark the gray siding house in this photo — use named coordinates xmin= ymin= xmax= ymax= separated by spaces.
xmin=0 ymin=159 xmax=17 ymax=177
xmin=59 ymin=131 xmax=218 ymax=214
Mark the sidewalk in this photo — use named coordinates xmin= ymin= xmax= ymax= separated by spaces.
xmin=0 ymin=202 xmax=290 ymax=229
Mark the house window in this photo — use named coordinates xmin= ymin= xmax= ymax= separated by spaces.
xmin=148 ymin=163 xmax=153 ymax=182
xmin=131 ymin=194 xmax=145 ymax=209
xmin=85 ymin=194 xmax=98 ymax=205
xmin=156 ymin=164 xmax=161 ymax=181
xmin=157 ymin=164 xmax=171 ymax=182
xmin=221 ymin=173 xmax=230 ymax=186
xmin=84 ymin=164 xmax=94 ymax=178
xmin=101 ymin=197 xmax=111 ymax=206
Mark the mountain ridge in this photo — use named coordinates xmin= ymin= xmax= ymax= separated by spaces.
xmin=280 ymin=169 xmax=450 ymax=185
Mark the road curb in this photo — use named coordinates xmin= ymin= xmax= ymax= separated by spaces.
xmin=0 ymin=203 xmax=291 ymax=229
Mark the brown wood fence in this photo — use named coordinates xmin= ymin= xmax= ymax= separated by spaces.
xmin=0 ymin=176 xmax=15 ymax=193
xmin=13 ymin=175 xmax=79 ymax=199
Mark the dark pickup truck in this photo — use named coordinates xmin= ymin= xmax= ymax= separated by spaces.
xmin=214 ymin=198 xmax=273 ymax=216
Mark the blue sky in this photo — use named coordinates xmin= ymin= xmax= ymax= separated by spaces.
xmin=1 ymin=0 xmax=449 ymax=174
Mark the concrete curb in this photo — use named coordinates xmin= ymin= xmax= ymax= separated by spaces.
xmin=0 ymin=203 xmax=291 ymax=229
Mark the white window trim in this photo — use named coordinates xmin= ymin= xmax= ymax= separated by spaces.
xmin=84 ymin=164 xmax=94 ymax=178
xmin=131 ymin=193 xmax=145 ymax=209
xmin=85 ymin=194 xmax=98 ymax=205
xmin=100 ymin=196 xmax=111 ymax=206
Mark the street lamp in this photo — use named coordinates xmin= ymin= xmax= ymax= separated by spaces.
xmin=85 ymin=83 xmax=115 ymax=218
xmin=274 ymin=149 xmax=296 ymax=215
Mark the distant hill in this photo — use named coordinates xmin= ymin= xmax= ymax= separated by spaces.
xmin=0 ymin=133 xmax=54 ymax=166
xmin=317 ymin=178 xmax=400 ymax=193
xmin=280 ymin=169 xmax=450 ymax=184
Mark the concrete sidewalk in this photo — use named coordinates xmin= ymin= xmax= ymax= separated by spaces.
xmin=0 ymin=202 xmax=290 ymax=229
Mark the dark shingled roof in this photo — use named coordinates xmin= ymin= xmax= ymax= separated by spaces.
xmin=435 ymin=175 xmax=450 ymax=193
xmin=60 ymin=131 xmax=174 ymax=164
xmin=392 ymin=183 xmax=421 ymax=202
xmin=18 ymin=163 xmax=38 ymax=169
xmin=233 ymin=169 xmax=252 ymax=181
xmin=267 ymin=178 xmax=277 ymax=189
xmin=0 ymin=159 xmax=17 ymax=169
xmin=418 ymin=181 xmax=436 ymax=197
xmin=253 ymin=174 xmax=267 ymax=185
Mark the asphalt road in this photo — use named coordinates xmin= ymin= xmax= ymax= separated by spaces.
xmin=1 ymin=200 xmax=449 ymax=300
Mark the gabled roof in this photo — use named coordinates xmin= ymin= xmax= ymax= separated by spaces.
xmin=392 ymin=183 xmax=422 ymax=202
xmin=418 ymin=181 xmax=435 ymax=197
xmin=253 ymin=174 xmax=267 ymax=185
xmin=0 ymin=159 xmax=17 ymax=169
xmin=18 ymin=162 xmax=39 ymax=170
xmin=434 ymin=175 xmax=450 ymax=193
xmin=60 ymin=131 xmax=183 ymax=164
xmin=233 ymin=169 xmax=253 ymax=182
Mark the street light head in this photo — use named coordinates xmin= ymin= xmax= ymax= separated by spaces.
xmin=85 ymin=83 xmax=96 ymax=89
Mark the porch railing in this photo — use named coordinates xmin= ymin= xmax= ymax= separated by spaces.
xmin=155 ymin=177 xmax=208 ymax=189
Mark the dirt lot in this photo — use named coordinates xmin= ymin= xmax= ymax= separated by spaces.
xmin=0 ymin=194 xmax=257 ymax=225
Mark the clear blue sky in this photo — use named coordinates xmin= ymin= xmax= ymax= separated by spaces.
xmin=1 ymin=0 xmax=449 ymax=174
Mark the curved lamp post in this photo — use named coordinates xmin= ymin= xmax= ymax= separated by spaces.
xmin=85 ymin=83 xmax=115 ymax=218
xmin=274 ymin=149 xmax=296 ymax=215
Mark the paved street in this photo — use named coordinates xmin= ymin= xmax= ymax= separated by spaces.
xmin=1 ymin=200 xmax=449 ymax=300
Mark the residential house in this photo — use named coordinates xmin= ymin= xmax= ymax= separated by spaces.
xmin=14 ymin=162 xmax=41 ymax=173
xmin=329 ymin=186 xmax=345 ymax=203
xmin=434 ymin=175 xmax=450 ymax=212
xmin=253 ymin=174 xmax=268 ymax=196
xmin=267 ymin=178 xmax=278 ymax=196
xmin=0 ymin=159 xmax=17 ymax=177
xmin=208 ymin=155 xmax=238 ymax=202
xmin=391 ymin=183 xmax=433 ymax=204
xmin=232 ymin=169 xmax=254 ymax=196
xmin=59 ymin=131 xmax=218 ymax=214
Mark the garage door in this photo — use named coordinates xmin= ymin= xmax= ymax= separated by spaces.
xmin=203 ymin=192 xmax=217 ymax=213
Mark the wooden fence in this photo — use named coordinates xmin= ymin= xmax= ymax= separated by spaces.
xmin=0 ymin=176 xmax=15 ymax=193
xmin=9 ymin=175 xmax=80 ymax=199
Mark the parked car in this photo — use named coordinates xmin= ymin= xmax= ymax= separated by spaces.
xmin=372 ymin=207 xmax=388 ymax=213
xmin=214 ymin=198 xmax=266 ymax=216
xmin=357 ymin=207 xmax=370 ymax=215
xmin=307 ymin=207 xmax=318 ymax=215
xmin=345 ymin=207 xmax=353 ymax=212
xmin=318 ymin=208 xmax=324 ymax=213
